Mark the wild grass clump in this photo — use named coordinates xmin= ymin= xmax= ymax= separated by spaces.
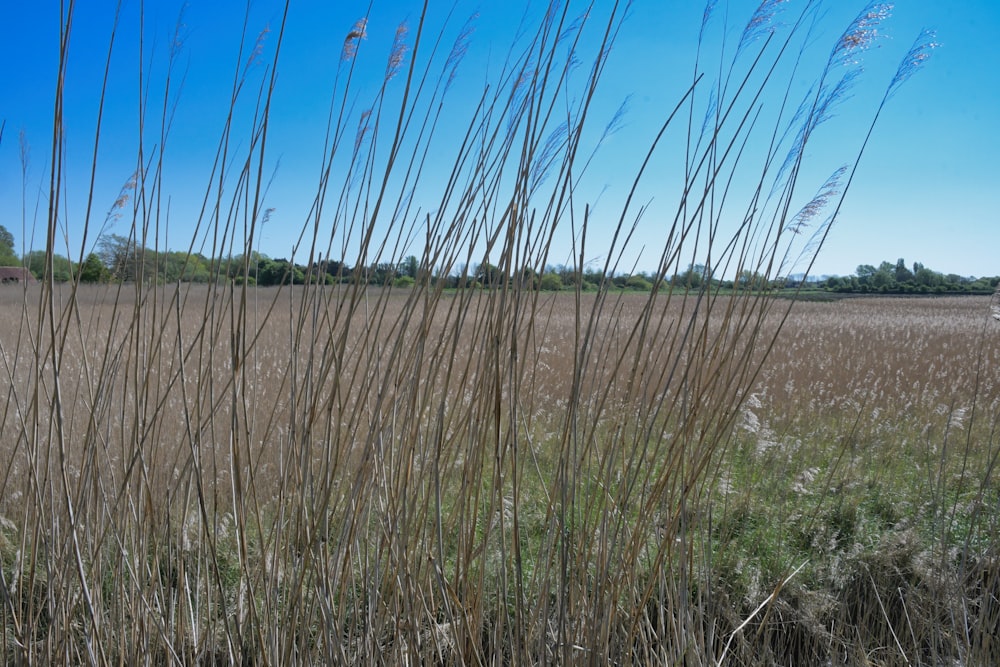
xmin=3 ymin=1 xmax=994 ymax=665
xmin=703 ymin=295 xmax=999 ymax=663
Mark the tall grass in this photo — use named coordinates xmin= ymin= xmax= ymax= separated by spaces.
xmin=3 ymin=1 xmax=994 ymax=665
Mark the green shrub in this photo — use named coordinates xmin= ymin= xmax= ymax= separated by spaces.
xmin=538 ymin=272 xmax=563 ymax=291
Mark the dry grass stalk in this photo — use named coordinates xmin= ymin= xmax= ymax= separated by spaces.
xmin=1 ymin=1 xmax=978 ymax=665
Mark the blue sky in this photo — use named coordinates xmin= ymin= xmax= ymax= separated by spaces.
xmin=1 ymin=1 xmax=996 ymax=279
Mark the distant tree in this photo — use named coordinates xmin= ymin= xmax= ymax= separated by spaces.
xmin=474 ymin=262 xmax=504 ymax=288
xmin=327 ymin=260 xmax=349 ymax=281
xmin=78 ymin=253 xmax=108 ymax=283
xmin=624 ymin=274 xmax=653 ymax=291
xmin=554 ymin=264 xmax=581 ymax=287
xmin=538 ymin=272 xmax=563 ymax=291
xmin=855 ymin=264 xmax=877 ymax=286
xmin=516 ymin=267 xmax=538 ymax=289
xmin=0 ymin=225 xmax=18 ymax=266
xmin=869 ymin=261 xmax=896 ymax=290
xmin=401 ymin=255 xmax=418 ymax=279
xmin=97 ymin=233 xmax=143 ymax=281
xmin=911 ymin=266 xmax=936 ymax=288
xmin=256 ymin=257 xmax=286 ymax=285
xmin=894 ymin=258 xmax=914 ymax=284
xmin=582 ymin=268 xmax=606 ymax=289
xmin=183 ymin=253 xmax=213 ymax=282
xmin=365 ymin=262 xmax=397 ymax=286
xmin=24 ymin=251 xmax=74 ymax=282
xmin=255 ymin=258 xmax=307 ymax=285
xmin=969 ymin=277 xmax=994 ymax=292
xmin=736 ymin=270 xmax=767 ymax=291
xmin=676 ymin=262 xmax=710 ymax=289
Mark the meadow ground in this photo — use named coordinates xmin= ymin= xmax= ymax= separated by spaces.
xmin=1 ymin=284 xmax=997 ymax=664
xmin=4 ymin=0 xmax=972 ymax=661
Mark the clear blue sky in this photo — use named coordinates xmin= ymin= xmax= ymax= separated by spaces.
xmin=1 ymin=1 xmax=996 ymax=278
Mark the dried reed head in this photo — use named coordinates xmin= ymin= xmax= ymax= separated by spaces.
xmin=444 ymin=13 xmax=477 ymax=93
xmin=247 ymin=25 xmax=271 ymax=71
xmin=385 ymin=22 xmax=409 ymax=82
xmin=107 ymin=172 xmax=137 ymax=223
xmin=887 ymin=28 xmax=939 ymax=98
xmin=354 ymin=109 xmax=372 ymax=153
xmin=738 ymin=0 xmax=789 ymax=54
xmin=788 ymin=165 xmax=847 ymax=234
xmin=701 ymin=0 xmax=718 ymax=37
xmin=342 ymin=17 xmax=368 ymax=62
xmin=833 ymin=2 xmax=892 ymax=67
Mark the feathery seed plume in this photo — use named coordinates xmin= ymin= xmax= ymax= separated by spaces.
xmin=342 ymin=18 xmax=368 ymax=62
xmin=245 ymin=25 xmax=271 ymax=74
xmin=385 ymin=22 xmax=409 ymax=82
xmin=700 ymin=88 xmax=718 ymax=137
xmin=109 ymin=172 xmax=138 ymax=221
xmin=530 ymin=121 xmax=569 ymax=194
xmin=601 ymin=95 xmax=631 ymax=145
xmin=738 ymin=0 xmax=789 ymax=55
xmin=444 ymin=13 xmax=477 ymax=93
xmin=354 ymin=110 xmax=373 ymax=153
xmin=833 ymin=2 xmax=892 ymax=67
xmin=701 ymin=0 xmax=718 ymax=37
xmin=170 ymin=6 xmax=188 ymax=60
xmin=887 ymin=29 xmax=939 ymax=98
xmin=788 ymin=166 xmax=847 ymax=234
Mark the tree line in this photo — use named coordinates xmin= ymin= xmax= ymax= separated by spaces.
xmin=0 ymin=230 xmax=350 ymax=287
xmin=0 ymin=227 xmax=995 ymax=294
xmin=819 ymin=259 xmax=998 ymax=294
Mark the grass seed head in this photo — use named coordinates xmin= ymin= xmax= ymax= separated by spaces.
xmin=834 ymin=2 xmax=893 ymax=67
xmin=342 ymin=17 xmax=368 ymax=62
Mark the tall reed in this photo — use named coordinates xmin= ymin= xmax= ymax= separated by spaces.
xmin=3 ymin=1 xmax=980 ymax=665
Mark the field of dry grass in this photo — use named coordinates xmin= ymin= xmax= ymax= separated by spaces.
xmin=4 ymin=1 xmax=986 ymax=662
xmin=2 ymin=285 xmax=997 ymax=663
xmin=712 ymin=294 xmax=1000 ymax=662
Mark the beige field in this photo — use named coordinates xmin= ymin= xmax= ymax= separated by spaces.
xmin=1 ymin=284 xmax=997 ymax=663
xmin=7 ymin=0 xmax=977 ymax=661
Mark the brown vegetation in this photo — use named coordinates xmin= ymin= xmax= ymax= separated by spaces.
xmin=2 ymin=1 xmax=981 ymax=664
xmin=1 ymin=287 xmax=997 ymax=663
